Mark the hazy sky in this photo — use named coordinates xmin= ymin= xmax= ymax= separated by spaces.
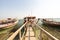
xmin=0 ymin=0 xmax=60 ymax=19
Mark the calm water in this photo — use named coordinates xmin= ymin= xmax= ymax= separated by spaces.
xmin=13 ymin=19 xmax=24 ymax=31
xmin=52 ymin=18 xmax=60 ymax=22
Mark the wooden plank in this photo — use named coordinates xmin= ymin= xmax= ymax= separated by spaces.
xmin=25 ymin=27 xmax=36 ymax=40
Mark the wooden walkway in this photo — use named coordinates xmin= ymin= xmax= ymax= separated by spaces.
xmin=7 ymin=21 xmax=59 ymax=40
xmin=25 ymin=27 xmax=36 ymax=40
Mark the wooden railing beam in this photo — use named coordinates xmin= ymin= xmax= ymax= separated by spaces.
xmin=34 ymin=23 xmax=59 ymax=40
xmin=7 ymin=22 xmax=28 ymax=40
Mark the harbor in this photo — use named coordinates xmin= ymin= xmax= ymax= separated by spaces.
xmin=1 ymin=0 xmax=60 ymax=40
xmin=0 ymin=17 xmax=59 ymax=40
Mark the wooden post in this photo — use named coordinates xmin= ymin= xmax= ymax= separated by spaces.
xmin=39 ymin=30 xmax=42 ymax=40
xmin=19 ymin=31 xmax=21 ymax=40
xmin=48 ymin=37 xmax=53 ymax=40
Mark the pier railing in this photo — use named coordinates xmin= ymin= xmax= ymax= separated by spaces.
xmin=34 ymin=23 xmax=59 ymax=40
xmin=7 ymin=21 xmax=59 ymax=40
xmin=7 ymin=22 xmax=28 ymax=40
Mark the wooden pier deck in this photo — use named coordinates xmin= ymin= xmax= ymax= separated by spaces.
xmin=7 ymin=20 xmax=59 ymax=40
xmin=25 ymin=27 xmax=36 ymax=40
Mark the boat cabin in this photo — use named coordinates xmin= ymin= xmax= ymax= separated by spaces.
xmin=24 ymin=16 xmax=36 ymax=23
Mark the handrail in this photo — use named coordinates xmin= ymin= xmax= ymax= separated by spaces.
xmin=21 ymin=27 xmax=27 ymax=40
xmin=7 ymin=22 xmax=28 ymax=40
xmin=34 ymin=23 xmax=59 ymax=40
xmin=7 ymin=21 xmax=59 ymax=40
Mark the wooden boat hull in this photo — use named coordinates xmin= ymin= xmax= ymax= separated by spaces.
xmin=42 ymin=19 xmax=60 ymax=27
xmin=0 ymin=20 xmax=18 ymax=29
xmin=0 ymin=20 xmax=18 ymax=40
